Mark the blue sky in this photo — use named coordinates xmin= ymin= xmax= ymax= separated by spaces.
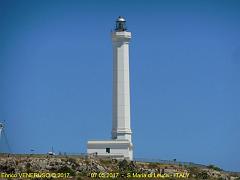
xmin=0 ymin=0 xmax=240 ymax=172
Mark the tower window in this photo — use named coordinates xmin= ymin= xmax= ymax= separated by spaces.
xmin=106 ymin=148 xmax=110 ymax=153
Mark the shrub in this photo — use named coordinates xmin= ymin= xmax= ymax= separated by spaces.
xmin=196 ymin=171 xmax=209 ymax=179
xmin=148 ymin=162 xmax=159 ymax=169
xmin=207 ymin=164 xmax=223 ymax=171
xmin=188 ymin=166 xmax=200 ymax=176
xmin=100 ymin=159 xmax=111 ymax=165
xmin=57 ymin=165 xmax=75 ymax=176
xmin=67 ymin=157 xmax=77 ymax=165
xmin=25 ymin=162 xmax=31 ymax=169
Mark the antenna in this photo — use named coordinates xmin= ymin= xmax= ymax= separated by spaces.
xmin=0 ymin=120 xmax=12 ymax=153
xmin=0 ymin=122 xmax=4 ymax=140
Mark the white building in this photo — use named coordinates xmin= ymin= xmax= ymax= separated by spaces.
xmin=87 ymin=16 xmax=133 ymax=160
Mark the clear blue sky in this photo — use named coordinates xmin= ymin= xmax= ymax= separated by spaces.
xmin=0 ymin=0 xmax=240 ymax=172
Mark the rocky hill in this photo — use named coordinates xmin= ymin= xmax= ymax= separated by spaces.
xmin=0 ymin=154 xmax=239 ymax=180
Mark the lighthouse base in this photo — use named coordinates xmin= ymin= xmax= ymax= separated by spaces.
xmin=87 ymin=140 xmax=133 ymax=160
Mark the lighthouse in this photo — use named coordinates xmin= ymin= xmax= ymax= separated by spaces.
xmin=87 ymin=16 xmax=133 ymax=160
xmin=112 ymin=16 xmax=132 ymax=142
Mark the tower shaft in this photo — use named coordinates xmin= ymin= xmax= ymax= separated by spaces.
xmin=112 ymin=31 xmax=132 ymax=142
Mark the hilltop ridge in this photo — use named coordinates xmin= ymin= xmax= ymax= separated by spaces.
xmin=0 ymin=154 xmax=239 ymax=180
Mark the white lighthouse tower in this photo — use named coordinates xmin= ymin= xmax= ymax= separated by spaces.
xmin=112 ymin=16 xmax=132 ymax=142
xmin=87 ymin=17 xmax=133 ymax=160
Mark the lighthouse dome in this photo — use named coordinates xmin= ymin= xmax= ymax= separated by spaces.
xmin=117 ymin=16 xmax=126 ymax=22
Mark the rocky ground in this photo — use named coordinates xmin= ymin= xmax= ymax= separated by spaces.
xmin=0 ymin=154 xmax=239 ymax=180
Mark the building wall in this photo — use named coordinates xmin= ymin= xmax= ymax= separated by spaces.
xmin=87 ymin=140 xmax=133 ymax=160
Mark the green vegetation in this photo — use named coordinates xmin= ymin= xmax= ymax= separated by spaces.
xmin=188 ymin=166 xmax=200 ymax=177
xmin=148 ymin=162 xmax=160 ymax=169
xmin=217 ymin=177 xmax=225 ymax=180
xmin=118 ymin=159 xmax=138 ymax=177
xmin=57 ymin=165 xmax=76 ymax=176
xmin=207 ymin=164 xmax=223 ymax=171
xmin=99 ymin=159 xmax=112 ymax=165
xmin=67 ymin=157 xmax=77 ymax=165
xmin=196 ymin=171 xmax=209 ymax=179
